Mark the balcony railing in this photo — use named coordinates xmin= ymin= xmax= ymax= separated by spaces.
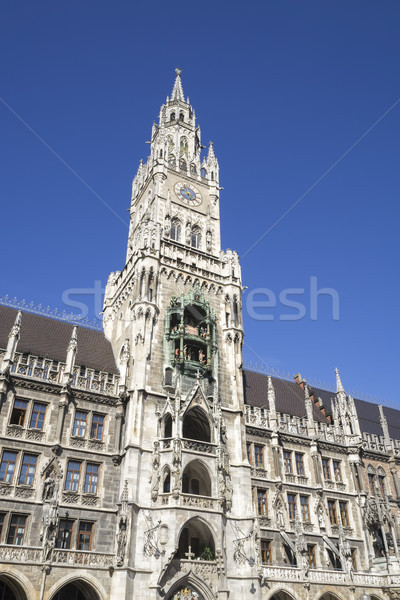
xmin=0 ymin=544 xmax=115 ymax=568
xmin=52 ymin=548 xmax=114 ymax=567
xmin=10 ymin=353 xmax=119 ymax=396
xmin=261 ymin=565 xmax=396 ymax=587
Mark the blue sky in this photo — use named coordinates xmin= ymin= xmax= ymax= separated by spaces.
xmin=1 ymin=1 xmax=399 ymax=406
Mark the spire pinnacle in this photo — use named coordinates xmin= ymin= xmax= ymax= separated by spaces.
xmin=207 ymin=141 xmax=215 ymax=159
xmin=171 ymin=67 xmax=185 ymax=101
xmin=335 ymin=367 xmax=345 ymax=393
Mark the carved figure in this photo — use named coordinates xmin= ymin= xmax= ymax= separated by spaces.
xmin=150 ymin=470 xmax=160 ymax=502
xmin=43 ymin=476 xmax=55 ymax=501
xmin=116 ymin=515 xmax=127 ymax=566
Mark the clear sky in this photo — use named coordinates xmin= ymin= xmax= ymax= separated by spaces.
xmin=1 ymin=1 xmax=399 ymax=406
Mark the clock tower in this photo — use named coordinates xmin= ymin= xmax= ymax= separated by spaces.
xmin=103 ymin=69 xmax=254 ymax=600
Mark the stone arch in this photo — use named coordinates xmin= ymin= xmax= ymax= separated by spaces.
xmin=164 ymin=572 xmax=214 ymax=600
xmin=162 ymin=465 xmax=171 ymax=493
xmin=182 ymin=405 xmax=211 ymax=443
xmin=0 ymin=570 xmax=33 ymax=600
xmin=163 ymin=413 xmax=173 ymax=438
xmin=47 ymin=572 xmax=107 ymax=600
xmin=264 ymin=585 xmax=297 ymax=600
xmin=312 ymin=588 xmax=348 ymax=600
xmin=176 ymin=516 xmax=216 ymax=560
xmin=182 ymin=459 xmax=212 ymax=496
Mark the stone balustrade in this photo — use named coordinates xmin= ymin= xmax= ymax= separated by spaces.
xmin=52 ymin=548 xmax=114 ymax=567
xmin=261 ymin=565 xmax=394 ymax=587
xmin=0 ymin=545 xmax=114 ymax=568
xmin=10 ymin=352 xmax=119 ymax=396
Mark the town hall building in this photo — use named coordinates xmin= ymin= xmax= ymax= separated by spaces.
xmin=0 ymin=70 xmax=399 ymax=600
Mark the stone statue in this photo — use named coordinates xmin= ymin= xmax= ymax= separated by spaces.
xmin=43 ymin=476 xmax=55 ymax=501
xmin=150 ymin=470 xmax=160 ymax=502
xmin=116 ymin=515 xmax=127 ymax=566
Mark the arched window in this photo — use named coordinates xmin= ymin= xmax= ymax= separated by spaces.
xmin=179 ymin=158 xmax=187 ymax=172
xmin=170 ymin=112 xmax=175 ymax=121
xmin=179 ymin=112 xmax=184 ymax=122
xmin=170 ymin=218 xmax=181 ymax=242
xmin=159 ymin=149 xmax=163 ymax=158
xmin=191 ymin=226 xmax=202 ymax=250
xmin=211 ymin=171 xmax=214 ymax=180
xmin=377 ymin=467 xmax=386 ymax=495
xmin=367 ymin=465 xmax=376 ymax=495
xmin=168 ymin=155 xmax=176 ymax=168
xmin=177 ymin=517 xmax=215 ymax=560
xmin=201 ymin=167 xmax=207 ymax=178
xmin=183 ymin=406 xmax=211 ymax=442
xmin=182 ymin=460 xmax=212 ymax=496
xmin=163 ymin=467 xmax=171 ymax=493
xmin=163 ymin=414 xmax=172 ymax=438
xmin=190 ymin=163 xmax=197 ymax=175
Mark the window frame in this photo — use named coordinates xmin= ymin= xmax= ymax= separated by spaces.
xmin=84 ymin=463 xmax=99 ymax=495
xmin=322 ymin=458 xmax=331 ymax=480
xmin=56 ymin=519 xmax=75 ymax=549
xmin=261 ymin=539 xmax=272 ymax=565
xmin=77 ymin=521 xmax=94 ymax=551
xmin=333 ymin=460 xmax=342 ymax=482
xmin=328 ymin=499 xmax=338 ymax=525
xmin=287 ymin=493 xmax=297 ymax=520
xmin=307 ymin=544 xmax=316 ymax=568
xmin=65 ymin=460 xmax=82 ymax=492
xmin=7 ymin=514 xmax=27 ymax=546
xmin=300 ymin=495 xmax=310 ymax=522
xmin=339 ymin=500 xmax=349 ymax=527
xmin=29 ymin=402 xmax=47 ymax=430
xmin=254 ymin=445 xmax=264 ymax=468
xmin=10 ymin=399 xmax=28 ymax=427
xmin=295 ymin=453 xmax=304 ymax=475
xmin=72 ymin=411 xmax=88 ymax=438
xmin=18 ymin=453 xmax=38 ymax=486
xmin=0 ymin=450 xmax=18 ymax=483
xmin=257 ymin=489 xmax=268 ymax=516
xmin=90 ymin=414 xmax=104 ymax=441
xmin=283 ymin=451 xmax=292 ymax=474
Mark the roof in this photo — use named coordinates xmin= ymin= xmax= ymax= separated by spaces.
xmin=243 ymin=370 xmax=328 ymax=423
xmin=0 ymin=306 xmax=118 ymax=374
xmin=243 ymin=368 xmax=400 ymax=441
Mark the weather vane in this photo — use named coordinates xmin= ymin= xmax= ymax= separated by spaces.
xmin=175 ymin=67 xmax=182 ymax=76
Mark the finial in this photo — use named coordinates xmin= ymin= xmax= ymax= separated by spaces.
xmin=171 ymin=68 xmax=185 ymax=101
xmin=335 ymin=367 xmax=345 ymax=393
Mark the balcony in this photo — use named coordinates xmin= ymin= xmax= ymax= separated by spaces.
xmin=0 ymin=545 xmax=114 ymax=568
xmin=182 ymin=438 xmax=216 ymax=454
xmin=261 ymin=565 xmax=397 ymax=587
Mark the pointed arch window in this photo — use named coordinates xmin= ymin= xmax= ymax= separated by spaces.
xmin=179 ymin=158 xmax=187 ymax=172
xmin=180 ymin=137 xmax=188 ymax=157
xmin=201 ymin=167 xmax=207 ymax=178
xmin=190 ymin=163 xmax=197 ymax=175
xmin=170 ymin=112 xmax=175 ymax=121
xmin=179 ymin=112 xmax=184 ymax=122
xmin=170 ymin=218 xmax=181 ymax=242
xmin=191 ymin=226 xmax=202 ymax=250
xmin=168 ymin=155 xmax=176 ymax=168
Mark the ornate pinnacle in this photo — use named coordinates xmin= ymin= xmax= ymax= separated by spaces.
xmin=335 ymin=367 xmax=345 ymax=394
xmin=171 ymin=68 xmax=185 ymax=101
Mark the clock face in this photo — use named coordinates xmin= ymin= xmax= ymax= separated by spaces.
xmin=174 ymin=182 xmax=202 ymax=207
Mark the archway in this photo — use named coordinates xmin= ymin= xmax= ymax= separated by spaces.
xmin=167 ymin=587 xmax=204 ymax=599
xmin=182 ymin=407 xmax=211 ymax=442
xmin=0 ymin=576 xmax=27 ymax=600
xmin=182 ymin=460 xmax=212 ymax=496
xmin=269 ymin=591 xmax=296 ymax=600
xmin=177 ymin=517 xmax=215 ymax=560
xmin=50 ymin=580 xmax=100 ymax=600
xmin=318 ymin=593 xmax=343 ymax=600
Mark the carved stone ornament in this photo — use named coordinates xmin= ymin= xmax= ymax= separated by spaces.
xmin=143 ymin=511 xmax=165 ymax=558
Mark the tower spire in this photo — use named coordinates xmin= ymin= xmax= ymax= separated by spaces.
xmin=171 ymin=67 xmax=185 ymax=101
xmin=335 ymin=367 xmax=344 ymax=394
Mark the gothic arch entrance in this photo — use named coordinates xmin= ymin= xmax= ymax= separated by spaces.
xmin=166 ymin=588 xmax=204 ymax=600
xmin=50 ymin=580 xmax=100 ymax=600
xmin=0 ymin=576 xmax=27 ymax=600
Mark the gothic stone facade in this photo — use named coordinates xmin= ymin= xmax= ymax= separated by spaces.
xmin=0 ymin=71 xmax=399 ymax=600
